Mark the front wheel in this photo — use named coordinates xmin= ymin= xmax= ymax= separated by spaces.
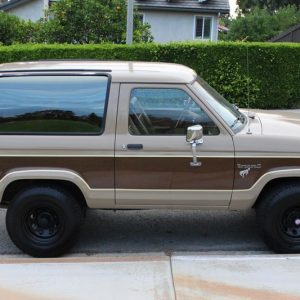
xmin=6 ymin=185 xmax=83 ymax=257
xmin=256 ymin=183 xmax=300 ymax=253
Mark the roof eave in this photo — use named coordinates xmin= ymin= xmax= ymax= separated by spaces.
xmin=0 ymin=0 xmax=33 ymax=11
xmin=269 ymin=24 xmax=300 ymax=42
xmin=136 ymin=5 xmax=229 ymax=14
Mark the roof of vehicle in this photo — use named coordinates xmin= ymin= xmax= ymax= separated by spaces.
xmin=0 ymin=61 xmax=197 ymax=84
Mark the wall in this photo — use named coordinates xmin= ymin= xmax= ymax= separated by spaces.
xmin=140 ymin=10 xmax=218 ymax=42
xmin=6 ymin=0 xmax=47 ymax=21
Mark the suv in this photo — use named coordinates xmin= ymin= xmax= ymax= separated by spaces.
xmin=0 ymin=60 xmax=299 ymax=257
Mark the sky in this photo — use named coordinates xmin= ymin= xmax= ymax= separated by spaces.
xmin=229 ymin=0 xmax=238 ymax=17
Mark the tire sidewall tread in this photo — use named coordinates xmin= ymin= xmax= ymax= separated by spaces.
xmin=6 ymin=185 xmax=83 ymax=257
xmin=257 ymin=183 xmax=300 ymax=253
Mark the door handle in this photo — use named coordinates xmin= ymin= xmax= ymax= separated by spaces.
xmin=127 ymin=144 xmax=143 ymax=150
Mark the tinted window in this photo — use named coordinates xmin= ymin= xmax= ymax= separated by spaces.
xmin=129 ymin=88 xmax=219 ymax=136
xmin=0 ymin=75 xmax=109 ymax=134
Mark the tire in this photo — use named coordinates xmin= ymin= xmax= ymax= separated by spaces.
xmin=256 ymin=183 xmax=300 ymax=253
xmin=6 ymin=185 xmax=84 ymax=257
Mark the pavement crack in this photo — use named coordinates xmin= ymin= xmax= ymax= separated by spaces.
xmin=169 ymin=255 xmax=178 ymax=300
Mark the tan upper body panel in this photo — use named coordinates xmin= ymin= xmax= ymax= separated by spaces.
xmin=0 ymin=61 xmax=197 ymax=84
xmin=234 ymin=110 xmax=300 ymax=156
xmin=258 ymin=110 xmax=300 ymax=137
xmin=231 ymin=109 xmax=300 ymax=209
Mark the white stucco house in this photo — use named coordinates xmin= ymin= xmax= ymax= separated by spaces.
xmin=0 ymin=0 xmax=230 ymax=42
xmin=135 ymin=0 xmax=229 ymax=42
xmin=0 ymin=0 xmax=49 ymax=21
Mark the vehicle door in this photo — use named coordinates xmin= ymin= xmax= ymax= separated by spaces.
xmin=115 ymin=84 xmax=234 ymax=207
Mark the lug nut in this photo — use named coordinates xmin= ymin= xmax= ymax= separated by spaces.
xmin=295 ymin=219 xmax=300 ymax=226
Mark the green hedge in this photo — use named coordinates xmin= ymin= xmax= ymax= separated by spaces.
xmin=0 ymin=42 xmax=300 ymax=109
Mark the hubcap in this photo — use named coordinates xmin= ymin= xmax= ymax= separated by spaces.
xmin=26 ymin=208 xmax=60 ymax=239
xmin=281 ymin=208 xmax=300 ymax=238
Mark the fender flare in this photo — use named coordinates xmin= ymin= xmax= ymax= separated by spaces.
xmin=0 ymin=169 xmax=114 ymax=208
xmin=230 ymin=168 xmax=300 ymax=210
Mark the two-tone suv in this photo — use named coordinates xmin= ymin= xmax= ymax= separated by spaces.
xmin=0 ymin=60 xmax=300 ymax=257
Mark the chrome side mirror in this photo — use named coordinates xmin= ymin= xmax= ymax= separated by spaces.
xmin=186 ymin=125 xmax=203 ymax=167
xmin=186 ymin=125 xmax=203 ymax=144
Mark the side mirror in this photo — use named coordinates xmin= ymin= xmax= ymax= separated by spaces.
xmin=186 ymin=125 xmax=203 ymax=144
xmin=186 ymin=125 xmax=203 ymax=167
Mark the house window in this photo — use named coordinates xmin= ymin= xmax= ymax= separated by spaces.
xmin=195 ymin=16 xmax=212 ymax=40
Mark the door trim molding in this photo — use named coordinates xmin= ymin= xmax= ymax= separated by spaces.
xmin=116 ymin=189 xmax=231 ymax=206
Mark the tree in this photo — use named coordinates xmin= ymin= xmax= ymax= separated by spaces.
xmin=0 ymin=11 xmax=38 ymax=45
xmin=237 ymin=0 xmax=300 ymax=13
xmin=36 ymin=0 xmax=153 ymax=44
xmin=0 ymin=12 xmax=21 ymax=45
xmin=223 ymin=5 xmax=300 ymax=41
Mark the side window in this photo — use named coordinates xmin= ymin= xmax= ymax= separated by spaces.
xmin=0 ymin=75 xmax=109 ymax=134
xmin=128 ymin=88 xmax=219 ymax=136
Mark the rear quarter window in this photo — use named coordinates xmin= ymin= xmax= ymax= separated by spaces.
xmin=0 ymin=75 xmax=109 ymax=135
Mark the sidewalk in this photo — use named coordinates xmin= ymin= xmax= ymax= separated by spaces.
xmin=0 ymin=253 xmax=300 ymax=300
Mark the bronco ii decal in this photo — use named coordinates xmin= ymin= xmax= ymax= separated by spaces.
xmin=237 ymin=163 xmax=262 ymax=178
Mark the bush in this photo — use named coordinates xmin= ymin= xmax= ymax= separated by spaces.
xmin=0 ymin=12 xmax=22 ymax=45
xmin=0 ymin=42 xmax=299 ymax=109
xmin=0 ymin=12 xmax=39 ymax=45
xmin=224 ymin=6 xmax=300 ymax=42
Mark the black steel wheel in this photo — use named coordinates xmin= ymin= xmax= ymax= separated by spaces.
xmin=6 ymin=185 xmax=84 ymax=257
xmin=24 ymin=206 xmax=62 ymax=240
xmin=257 ymin=183 xmax=300 ymax=253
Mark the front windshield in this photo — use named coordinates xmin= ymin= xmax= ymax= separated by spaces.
xmin=193 ymin=77 xmax=246 ymax=131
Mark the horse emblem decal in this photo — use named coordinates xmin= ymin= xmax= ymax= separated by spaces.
xmin=239 ymin=168 xmax=251 ymax=178
xmin=237 ymin=163 xmax=261 ymax=179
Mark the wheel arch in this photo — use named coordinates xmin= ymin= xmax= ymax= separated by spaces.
xmin=253 ymin=177 xmax=300 ymax=209
xmin=230 ymin=169 xmax=300 ymax=210
xmin=1 ymin=179 xmax=88 ymax=208
xmin=0 ymin=169 xmax=90 ymax=208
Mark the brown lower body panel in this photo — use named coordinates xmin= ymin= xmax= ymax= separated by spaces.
xmin=0 ymin=157 xmax=114 ymax=189
xmin=116 ymin=157 xmax=234 ymax=190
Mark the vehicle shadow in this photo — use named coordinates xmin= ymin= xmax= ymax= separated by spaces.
xmin=0 ymin=208 xmax=269 ymax=256
xmin=75 ymin=209 xmax=268 ymax=254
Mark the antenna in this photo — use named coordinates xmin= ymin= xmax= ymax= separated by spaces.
xmin=246 ymin=42 xmax=252 ymax=135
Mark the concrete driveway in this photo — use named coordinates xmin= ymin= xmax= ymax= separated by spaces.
xmin=0 ymin=253 xmax=300 ymax=300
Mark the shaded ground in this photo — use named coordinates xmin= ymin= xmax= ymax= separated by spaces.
xmin=0 ymin=208 xmax=268 ymax=255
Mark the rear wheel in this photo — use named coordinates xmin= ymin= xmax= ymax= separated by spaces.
xmin=256 ymin=183 xmax=300 ymax=253
xmin=6 ymin=185 xmax=84 ymax=257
